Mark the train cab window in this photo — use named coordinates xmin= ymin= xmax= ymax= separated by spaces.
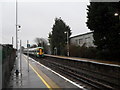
xmin=39 ymin=48 xmax=43 ymax=53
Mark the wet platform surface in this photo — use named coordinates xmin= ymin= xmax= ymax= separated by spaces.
xmin=8 ymin=54 xmax=47 ymax=88
xmin=7 ymin=54 xmax=84 ymax=89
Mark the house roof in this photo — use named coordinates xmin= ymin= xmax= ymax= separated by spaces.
xmin=70 ymin=32 xmax=93 ymax=39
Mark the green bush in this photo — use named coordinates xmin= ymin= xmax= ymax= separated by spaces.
xmin=69 ymin=44 xmax=120 ymax=61
xmin=70 ymin=44 xmax=98 ymax=59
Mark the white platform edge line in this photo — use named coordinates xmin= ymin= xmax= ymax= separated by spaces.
xmin=23 ymin=55 xmax=85 ymax=89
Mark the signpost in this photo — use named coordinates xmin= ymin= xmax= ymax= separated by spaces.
xmin=20 ymin=40 xmax=22 ymax=75
xmin=27 ymin=40 xmax=30 ymax=72
xmin=27 ymin=44 xmax=30 ymax=48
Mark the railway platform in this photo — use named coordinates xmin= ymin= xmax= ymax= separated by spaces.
xmin=7 ymin=54 xmax=84 ymax=89
xmin=7 ymin=54 xmax=48 ymax=88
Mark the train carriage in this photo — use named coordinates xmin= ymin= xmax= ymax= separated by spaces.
xmin=24 ymin=47 xmax=44 ymax=57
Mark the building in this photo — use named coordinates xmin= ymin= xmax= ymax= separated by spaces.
xmin=70 ymin=32 xmax=95 ymax=47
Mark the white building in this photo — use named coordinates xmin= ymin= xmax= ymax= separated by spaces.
xmin=70 ymin=32 xmax=95 ymax=47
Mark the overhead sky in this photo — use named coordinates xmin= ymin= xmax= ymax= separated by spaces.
xmin=1 ymin=0 xmax=90 ymax=48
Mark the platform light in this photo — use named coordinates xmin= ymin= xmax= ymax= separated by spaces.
xmin=114 ymin=13 xmax=119 ymax=16
xmin=114 ymin=12 xmax=120 ymax=22
xmin=64 ymin=31 xmax=69 ymax=56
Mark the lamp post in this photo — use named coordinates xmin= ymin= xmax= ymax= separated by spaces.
xmin=15 ymin=25 xmax=21 ymax=75
xmin=65 ymin=31 xmax=69 ymax=56
xmin=54 ymin=47 xmax=57 ymax=55
xmin=114 ymin=12 xmax=120 ymax=21
xmin=15 ymin=0 xmax=19 ymax=75
xmin=15 ymin=0 xmax=22 ymax=76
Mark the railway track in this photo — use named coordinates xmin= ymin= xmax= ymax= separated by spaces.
xmin=29 ymin=55 xmax=120 ymax=90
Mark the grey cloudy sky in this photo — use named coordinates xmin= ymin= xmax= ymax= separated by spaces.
xmin=1 ymin=0 xmax=90 ymax=48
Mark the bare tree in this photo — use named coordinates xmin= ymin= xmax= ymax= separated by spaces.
xmin=34 ymin=38 xmax=41 ymax=47
xmin=34 ymin=37 xmax=49 ymax=54
xmin=30 ymin=44 xmax=37 ymax=48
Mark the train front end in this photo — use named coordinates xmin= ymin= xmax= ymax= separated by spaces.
xmin=37 ymin=47 xmax=44 ymax=57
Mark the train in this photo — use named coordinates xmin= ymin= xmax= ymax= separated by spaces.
xmin=24 ymin=47 xmax=44 ymax=57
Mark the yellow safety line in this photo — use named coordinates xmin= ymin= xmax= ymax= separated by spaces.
xmin=24 ymin=56 xmax=52 ymax=90
xmin=29 ymin=64 xmax=52 ymax=90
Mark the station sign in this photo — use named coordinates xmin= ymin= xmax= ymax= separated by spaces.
xmin=27 ymin=44 xmax=30 ymax=48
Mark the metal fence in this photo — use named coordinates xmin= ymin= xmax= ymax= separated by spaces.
xmin=1 ymin=44 xmax=16 ymax=88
